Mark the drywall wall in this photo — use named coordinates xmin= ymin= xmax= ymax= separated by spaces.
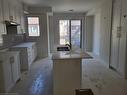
xmin=93 ymin=10 xmax=101 ymax=56
xmin=26 ymin=7 xmax=52 ymax=58
xmin=99 ymin=0 xmax=112 ymax=64
xmin=85 ymin=16 xmax=94 ymax=52
xmin=86 ymin=0 xmax=112 ymax=65
xmin=48 ymin=15 xmax=54 ymax=53
xmin=51 ymin=13 xmax=85 ymax=52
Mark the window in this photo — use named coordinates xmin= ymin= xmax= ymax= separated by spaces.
xmin=27 ymin=17 xmax=40 ymax=36
xmin=59 ymin=20 xmax=70 ymax=45
xmin=59 ymin=20 xmax=81 ymax=48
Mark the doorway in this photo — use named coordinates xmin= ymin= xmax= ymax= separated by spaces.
xmin=59 ymin=20 xmax=82 ymax=48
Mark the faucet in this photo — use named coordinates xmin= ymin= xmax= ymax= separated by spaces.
xmin=65 ymin=44 xmax=71 ymax=50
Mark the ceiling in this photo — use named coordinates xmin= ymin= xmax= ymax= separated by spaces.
xmin=22 ymin=0 xmax=103 ymax=12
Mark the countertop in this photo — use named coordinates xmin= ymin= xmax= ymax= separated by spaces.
xmin=52 ymin=50 xmax=92 ymax=60
xmin=12 ymin=42 xmax=36 ymax=48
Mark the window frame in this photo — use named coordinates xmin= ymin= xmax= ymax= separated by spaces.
xmin=26 ymin=15 xmax=41 ymax=37
xmin=59 ymin=19 xmax=82 ymax=48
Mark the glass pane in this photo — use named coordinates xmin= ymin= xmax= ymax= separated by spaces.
xmin=71 ymin=20 xmax=81 ymax=48
xmin=28 ymin=17 xmax=40 ymax=36
xmin=59 ymin=20 xmax=70 ymax=45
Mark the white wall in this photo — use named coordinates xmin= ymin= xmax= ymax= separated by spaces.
xmin=99 ymin=0 xmax=112 ymax=64
xmin=26 ymin=7 xmax=52 ymax=58
xmin=93 ymin=10 xmax=101 ymax=56
xmin=48 ymin=15 xmax=54 ymax=53
xmin=86 ymin=0 xmax=113 ymax=65
xmin=85 ymin=16 xmax=94 ymax=52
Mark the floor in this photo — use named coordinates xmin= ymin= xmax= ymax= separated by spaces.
xmin=10 ymin=57 xmax=127 ymax=95
xmin=11 ymin=58 xmax=53 ymax=95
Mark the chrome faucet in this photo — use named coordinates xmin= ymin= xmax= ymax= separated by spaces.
xmin=65 ymin=44 xmax=71 ymax=50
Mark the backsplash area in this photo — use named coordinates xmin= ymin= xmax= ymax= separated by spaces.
xmin=0 ymin=34 xmax=25 ymax=49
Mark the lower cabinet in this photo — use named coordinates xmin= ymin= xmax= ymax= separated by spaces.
xmin=53 ymin=59 xmax=81 ymax=95
xmin=10 ymin=42 xmax=37 ymax=72
xmin=0 ymin=51 xmax=21 ymax=93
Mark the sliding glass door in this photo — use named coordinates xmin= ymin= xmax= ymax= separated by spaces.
xmin=59 ymin=20 xmax=70 ymax=45
xmin=71 ymin=20 xmax=81 ymax=48
xmin=59 ymin=20 xmax=81 ymax=48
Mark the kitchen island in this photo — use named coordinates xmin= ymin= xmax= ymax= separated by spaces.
xmin=52 ymin=50 xmax=92 ymax=95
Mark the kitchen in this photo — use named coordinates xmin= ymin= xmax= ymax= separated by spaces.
xmin=0 ymin=0 xmax=127 ymax=95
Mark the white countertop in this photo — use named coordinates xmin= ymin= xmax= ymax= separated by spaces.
xmin=12 ymin=42 xmax=36 ymax=48
xmin=52 ymin=50 xmax=92 ymax=60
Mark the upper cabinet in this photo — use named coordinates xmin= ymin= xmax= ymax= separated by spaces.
xmin=1 ymin=0 xmax=25 ymax=35
xmin=20 ymin=6 xmax=25 ymax=33
xmin=9 ymin=3 xmax=16 ymax=22
xmin=3 ymin=0 xmax=10 ymax=21
xmin=0 ymin=0 xmax=5 ymax=44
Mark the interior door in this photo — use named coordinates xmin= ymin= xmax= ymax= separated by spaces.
xmin=110 ymin=0 xmax=122 ymax=69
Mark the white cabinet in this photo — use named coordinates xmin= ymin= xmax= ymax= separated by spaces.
xmin=0 ymin=0 xmax=5 ymax=43
xmin=2 ymin=0 xmax=10 ymax=21
xmin=110 ymin=0 xmax=127 ymax=78
xmin=0 ymin=50 xmax=21 ymax=92
xmin=10 ymin=42 xmax=37 ymax=71
xmin=9 ymin=4 xmax=14 ymax=21
xmin=1 ymin=0 xmax=25 ymax=34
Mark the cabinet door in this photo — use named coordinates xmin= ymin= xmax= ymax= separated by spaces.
xmin=10 ymin=52 xmax=20 ymax=82
xmin=20 ymin=6 xmax=25 ymax=33
xmin=0 ymin=0 xmax=5 ymax=43
xmin=118 ymin=0 xmax=127 ymax=77
xmin=33 ymin=44 xmax=37 ymax=60
xmin=16 ymin=6 xmax=22 ymax=34
xmin=2 ymin=0 xmax=10 ymax=34
xmin=15 ymin=6 xmax=20 ymax=24
xmin=3 ymin=53 xmax=13 ymax=92
xmin=9 ymin=3 xmax=16 ymax=22
xmin=110 ymin=0 xmax=122 ymax=69
xmin=3 ymin=0 xmax=10 ymax=20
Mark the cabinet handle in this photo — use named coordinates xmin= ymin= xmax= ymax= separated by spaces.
xmin=10 ymin=56 xmax=14 ymax=64
xmin=117 ymin=26 xmax=121 ymax=38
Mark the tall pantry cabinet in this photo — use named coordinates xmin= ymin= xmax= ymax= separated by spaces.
xmin=110 ymin=0 xmax=127 ymax=78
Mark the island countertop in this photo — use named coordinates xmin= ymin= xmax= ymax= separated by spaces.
xmin=52 ymin=50 xmax=92 ymax=60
